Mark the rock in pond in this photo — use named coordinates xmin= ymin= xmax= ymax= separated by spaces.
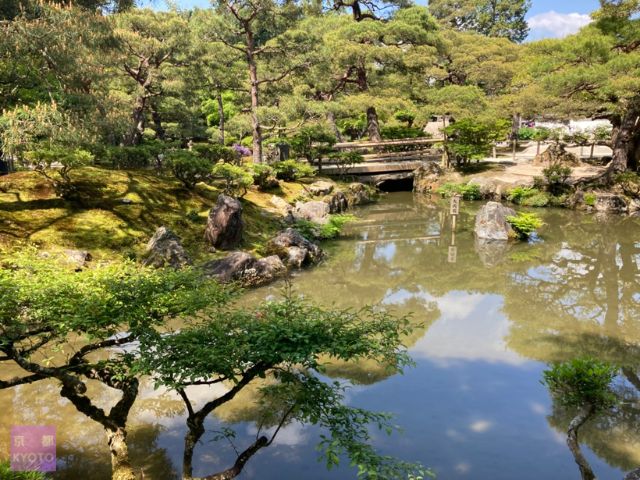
xmin=267 ymin=228 xmax=324 ymax=268
xmin=474 ymin=202 xmax=516 ymax=241
xmin=204 ymin=194 xmax=244 ymax=250
xmin=143 ymin=226 xmax=192 ymax=269
xmin=203 ymin=251 xmax=286 ymax=287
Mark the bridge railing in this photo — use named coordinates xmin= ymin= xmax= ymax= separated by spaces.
xmin=314 ymin=136 xmax=443 ymax=176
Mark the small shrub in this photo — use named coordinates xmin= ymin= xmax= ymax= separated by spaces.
xmin=507 ymin=186 xmax=538 ymax=204
xmin=328 ymin=151 xmax=364 ymax=177
xmin=166 ymin=150 xmax=211 ymax=189
xmin=522 ymin=192 xmax=550 ymax=207
xmin=295 ymin=214 xmax=355 ymax=240
xmin=506 ymin=212 xmax=543 ymax=239
xmin=394 ymin=110 xmax=416 ymax=127
xmin=615 ymin=172 xmax=640 ymax=198
xmin=105 ymin=144 xmax=158 ymax=169
xmin=542 ymin=357 xmax=617 ymax=410
xmin=380 ymin=125 xmax=424 ymax=140
xmin=24 ymin=146 xmax=93 ymax=198
xmin=273 ymin=160 xmax=316 ymax=181
xmin=248 ymin=163 xmax=278 ymax=190
xmin=233 ymin=144 xmax=252 ymax=158
xmin=517 ymin=127 xmax=536 ymax=141
xmin=0 ymin=462 xmax=46 ymax=480
xmin=542 ymin=164 xmax=572 ymax=194
xmin=584 ymin=193 xmax=597 ymax=207
xmin=191 ymin=143 xmax=236 ymax=163
xmin=211 ymin=161 xmax=253 ymax=196
xmin=436 ymin=182 xmax=482 ymax=200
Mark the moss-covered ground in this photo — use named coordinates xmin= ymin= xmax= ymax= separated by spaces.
xmin=0 ymin=167 xmax=308 ymax=262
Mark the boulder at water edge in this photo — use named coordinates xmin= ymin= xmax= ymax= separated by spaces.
xmin=204 ymin=194 xmax=244 ymax=250
xmin=267 ymin=228 xmax=324 ymax=268
xmin=203 ymin=251 xmax=286 ymax=287
xmin=474 ymin=202 xmax=516 ymax=241
xmin=143 ymin=226 xmax=192 ymax=269
xmin=293 ymin=201 xmax=330 ymax=224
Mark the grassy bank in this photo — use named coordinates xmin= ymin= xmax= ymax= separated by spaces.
xmin=0 ymin=167 xmax=308 ymax=261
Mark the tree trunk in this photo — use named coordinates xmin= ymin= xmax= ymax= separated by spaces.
xmin=125 ymin=97 xmax=146 ymax=146
xmin=151 ymin=104 xmax=165 ymax=141
xmin=217 ymin=92 xmax=225 ymax=145
xmin=246 ymin=32 xmax=263 ymax=164
xmin=566 ymin=404 xmax=596 ymax=480
xmin=590 ymin=143 xmax=595 ymax=160
xmin=610 ymin=100 xmax=640 ymax=173
xmin=106 ymin=428 xmax=137 ymax=480
xmin=511 ymin=113 xmax=520 ymax=161
xmin=327 ymin=111 xmax=343 ymax=142
xmin=182 ymin=418 xmax=203 ymax=480
xmin=366 ymin=106 xmax=382 ymax=142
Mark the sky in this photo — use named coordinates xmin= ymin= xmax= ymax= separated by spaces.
xmin=142 ymin=0 xmax=602 ymax=41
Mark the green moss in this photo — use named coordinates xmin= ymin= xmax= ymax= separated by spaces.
xmin=584 ymin=193 xmax=596 ymax=207
xmin=0 ymin=167 xmax=301 ymax=261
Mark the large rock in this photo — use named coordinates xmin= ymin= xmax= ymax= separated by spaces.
xmin=293 ymin=200 xmax=330 ymax=224
xmin=474 ymin=202 xmax=516 ymax=241
xmin=533 ymin=143 xmax=581 ymax=166
xmin=594 ymin=193 xmax=628 ymax=214
xmin=204 ymin=195 xmax=244 ymax=250
xmin=324 ymin=191 xmax=349 ymax=214
xmin=346 ymin=183 xmax=376 ymax=206
xmin=267 ymin=228 xmax=324 ymax=268
xmin=143 ymin=226 xmax=192 ymax=269
xmin=413 ymin=163 xmax=444 ymax=194
xmin=269 ymin=195 xmax=293 ymax=215
xmin=63 ymin=249 xmax=92 ymax=270
xmin=309 ymin=180 xmax=335 ymax=196
xmin=203 ymin=251 xmax=286 ymax=287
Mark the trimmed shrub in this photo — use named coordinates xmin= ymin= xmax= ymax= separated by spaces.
xmin=166 ymin=150 xmax=211 ymax=189
xmin=542 ymin=164 xmax=572 ymax=194
xmin=248 ymin=163 xmax=278 ymax=190
xmin=191 ymin=143 xmax=236 ymax=163
xmin=211 ymin=161 xmax=253 ymax=196
xmin=380 ymin=126 xmax=424 ymax=140
xmin=273 ymin=160 xmax=315 ymax=181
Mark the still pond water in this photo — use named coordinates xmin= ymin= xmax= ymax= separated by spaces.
xmin=2 ymin=192 xmax=640 ymax=479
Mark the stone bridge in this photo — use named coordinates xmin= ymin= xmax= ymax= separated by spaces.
xmin=317 ymin=137 xmax=442 ymax=189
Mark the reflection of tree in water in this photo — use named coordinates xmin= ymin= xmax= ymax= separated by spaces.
xmin=504 ymin=213 xmax=640 ymax=363
xmin=0 ymin=378 xmax=182 ymax=480
xmin=547 ymin=374 xmax=640 ymax=474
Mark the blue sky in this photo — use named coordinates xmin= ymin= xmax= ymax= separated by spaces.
xmin=142 ymin=0 xmax=601 ymax=40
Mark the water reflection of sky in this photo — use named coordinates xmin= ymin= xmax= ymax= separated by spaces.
xmin=3 ymin=193 xmax=639 ymax=480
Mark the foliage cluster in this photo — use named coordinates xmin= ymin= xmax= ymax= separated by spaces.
xmin=294 ymin=214 xmax=355 ymax=240
xmin=542 ymin=358 xmax=617 ymax=410
xmin=506 ymin=212 xmax=543 ymax=239
xmin=436 ymin=182 xmax=482 ymax=200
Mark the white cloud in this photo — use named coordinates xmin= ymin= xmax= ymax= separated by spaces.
xmin=528 ymin=11 xmax=592 ymax=40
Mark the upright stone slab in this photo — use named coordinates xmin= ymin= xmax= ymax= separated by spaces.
xmin=474 ymin=202 xmax=516 ymax=241
xmin=204 ymin=194 xmax=244 ymax=250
